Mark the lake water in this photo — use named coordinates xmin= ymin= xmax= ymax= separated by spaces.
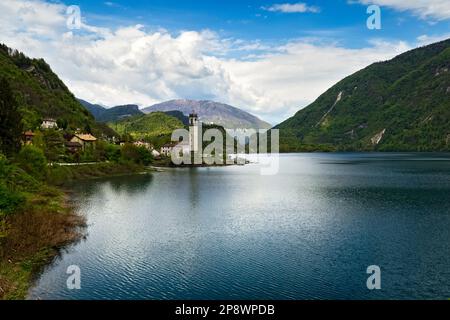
xmin=28 ymin=153 xmax=450 ymax=300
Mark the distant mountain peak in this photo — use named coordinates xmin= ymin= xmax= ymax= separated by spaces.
xmin=142 ymin=99 xmax=271 ymax=129
xmin=78 ymin=99 xmax=143 ymax=123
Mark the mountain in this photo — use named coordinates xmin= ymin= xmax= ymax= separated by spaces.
xmin=277 ymin=38 xmax=450 ymax=152
xmin=0 ymin=43 xmax=114 ymax=136
xmin=142 ymin=99 xmax=271 ymax=129
xmin=78 ymin=99 xmax=144 ymax=123
xmin=77 ymin=99 xmax=106 ymax=119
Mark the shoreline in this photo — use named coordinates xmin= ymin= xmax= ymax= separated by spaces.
xmin=0 ymin=162 xmax=148 ymax=300
xmin=0 ymin=187 xmax=86 ymax=300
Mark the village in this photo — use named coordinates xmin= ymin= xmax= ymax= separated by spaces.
xmin=20 ymin=113 xmax=219 ymax=166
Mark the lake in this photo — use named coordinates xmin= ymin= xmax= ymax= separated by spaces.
xmin=28 ymin=153 xmax=450 ymax=300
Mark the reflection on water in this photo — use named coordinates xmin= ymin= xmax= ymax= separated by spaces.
xmin=28 ymin=153 xmax=450 ymax=300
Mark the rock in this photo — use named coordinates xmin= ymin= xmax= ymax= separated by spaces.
xmin=315 ymin=91 xmax=344 ymax=127
xmin=371 ymin=129 xmax=386 ymax=145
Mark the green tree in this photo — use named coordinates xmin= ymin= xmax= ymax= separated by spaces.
xmin=16 ymin=145 xmax=48 ymax=180
xmin=0 ymin=153 xmax=25 ymax=216
xmin=120 ymin=144 xmax=153 ymax=165
xmin=84 ymin=123 xmax=92 ymax=134
xmin=120 ymin=143 xmax=140 ymax=163
xmin=43 ymin=129 xmax=64 ymax=162
xmin=136 ymin=147 xmax=153 ymax=165
xmin=0 ymin=78 xmax=23 ymax=156
xmin=93 ymin=140 xmax=107 ymax=162
xmin=57 ymin=118 xmax=68 ymax=130
xmin=105 ymin=143 xmax=121 ymax=162
xmin=0 ymin=153 xmax=7 ymax=178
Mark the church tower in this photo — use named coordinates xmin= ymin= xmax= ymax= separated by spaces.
xmin=189 ymin=113 xmax=201 ymax=153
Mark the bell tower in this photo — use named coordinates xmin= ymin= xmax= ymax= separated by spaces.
xmin=189 ymin=113 xmax=200 ymax=153
xmin=189 ymin=113 xmax=198 ymax=127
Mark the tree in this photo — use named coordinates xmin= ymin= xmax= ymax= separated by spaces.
xmin=43 ymin=129 xmax=64 ymax=162
xmin=105 ymin=143 xmax=121 ymax=162
xmin=84 ymin=123 xmax=92 ymax=134
xmin=136 ymin=147 xmax=153 ymax=165
xmin=0 ymin=78 xmax=23 ymax=156
xmin=16 ymin=145 xmax=47 ymax=180
xmin=120 ymin=143 xmax=140 ymax=163
xmin=57 ymin=118 xmax=68 ymax=130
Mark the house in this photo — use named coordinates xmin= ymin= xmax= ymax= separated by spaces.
xmin=160 ymin=142 xmax=177 ymax=156
xmin=161 ymin=141 xmax=191 ymax=157
xmin=64 ymin=141 xmax=82 ymax=153
xmin=41 ymin=118 xmax=58 ymax=129
xmin=22 ymin=131 xmax=35 ymax=145
xmin=70 ymin=133 xmax=97 ymax=151
xmin=133 ymin=141 xmax=153 ymax=150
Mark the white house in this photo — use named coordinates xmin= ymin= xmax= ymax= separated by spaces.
xmin=160 ymin=142 xmax=177 ymax=156
xmin=41 ymin=118 xmax=58 ymax=129
xmin=133 ymin=141 xmax=153 ymax=150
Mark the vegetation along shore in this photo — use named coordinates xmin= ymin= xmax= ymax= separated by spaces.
xmin=0 ymin=53 xmax=154 ymax=298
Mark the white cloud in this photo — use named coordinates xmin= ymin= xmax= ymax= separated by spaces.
xmin=262 ymin=2 xmax=320 ymax=13
xmin=356 ymin=0 xmax=450 ymax=21
xmin=416 ymin=33 xmax=450 ymax=46
xmin=0 ymin=0 xmax=419 ymax=124
xmin=104 ymin=2 xmax=118 ymax=7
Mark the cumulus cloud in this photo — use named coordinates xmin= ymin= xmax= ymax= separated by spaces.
xmin=262 ymin=2 xmax=320 ymax=13
xmin=356 ymin=0 xmax=450 ymax=21
xmin=0 ymin=0 xmax=416 ymax=123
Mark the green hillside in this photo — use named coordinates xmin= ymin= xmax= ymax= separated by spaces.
xmin=109 ymin=112 xmax=185 ymax=147
xmin=0 ymin=44 xmax=114 ymax=137
xmin=277 ymin=38 xmax=450 ymax=152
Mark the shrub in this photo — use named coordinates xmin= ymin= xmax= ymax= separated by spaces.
xmin=136 ymin=147 xmax=153 ymax=166
xmin=3 ymin=165 xmax=41 ymax=192
xmin=105 ymin=143 xmax=121 ymax=162
xmin=0 ymin=183 xmax=25 ymax=215
xmin=16 ymin=145 xmax=48 ymax=180
xmin=120 ymin=143 xmax=141 ymax=163
xmin=0 ymin=153 xmax=8 ymax=179
xmin=121 ymin=144 xmax=153 ymax=165
xmin=93 ymin=140 xmax=107 ymax=162
xmin=46 ymin=165 xmax=73 ymax=186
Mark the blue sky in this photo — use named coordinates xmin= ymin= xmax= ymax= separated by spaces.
xmin=2 ymin=0 xmax=450 ymax=124
xmin=70 ymin=0 xmax=450 ymax=48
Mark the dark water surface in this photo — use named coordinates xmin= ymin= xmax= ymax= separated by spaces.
xmin=28 ymin=153 xmax=450 ymax=300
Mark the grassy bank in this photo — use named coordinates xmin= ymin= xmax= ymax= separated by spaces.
xmin=0 ymin=187 xmax=84 ymax=299
xmin=0 ymin=157 xmax=147 ymax=300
